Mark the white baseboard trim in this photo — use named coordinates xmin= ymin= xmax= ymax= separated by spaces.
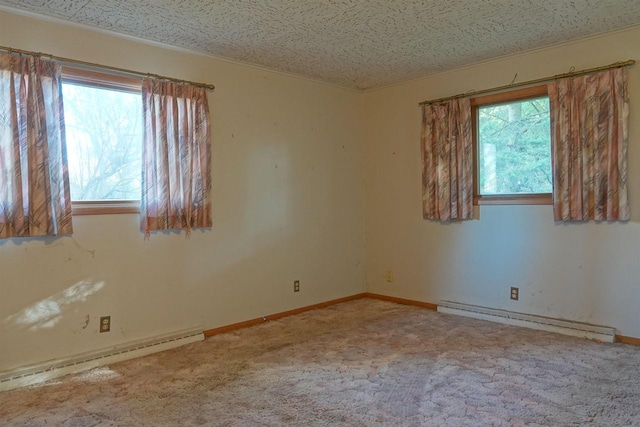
xmin=437 ymin=301 xmax=615 ymax=343
xmin=0 ymin=327 xmax=204 ymax=392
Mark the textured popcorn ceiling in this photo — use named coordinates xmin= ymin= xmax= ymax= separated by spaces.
xmin=2 ymin=0 xmax=640 ymax=89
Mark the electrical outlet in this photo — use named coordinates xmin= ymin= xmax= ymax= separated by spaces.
xmin=510 ymin=287 xmax=519 ymax=301
xmin=294 ymin=280 xmax=300 ymax=292
xmin=100 ymin=316 xmax=111 ymax=333
xmin=386 ymin=271 xmax=393 ymax=283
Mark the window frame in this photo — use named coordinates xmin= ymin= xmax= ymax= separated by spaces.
xmin=471 ymin=84 xmax=553 ymax=206
xmin=61 ymin=67 xmax=142 ymax=215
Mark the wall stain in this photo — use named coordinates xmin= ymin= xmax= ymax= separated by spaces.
xmin=82 ymin=315 xmax=90 ymax=329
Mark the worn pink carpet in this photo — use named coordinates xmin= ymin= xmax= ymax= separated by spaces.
xmin=2 ymin=298 xmax=640 ymax=426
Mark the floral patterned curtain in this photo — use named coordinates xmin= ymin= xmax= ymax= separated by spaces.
xmin=0 ymin=52 xmax=73 ymax=239
xmin=420 ymin=98 xmax=473 ymax=221
xmin=141 ymin=79 xmax=212 ymax=235
xmin=548 ymin=68 xmax=629 ymax=221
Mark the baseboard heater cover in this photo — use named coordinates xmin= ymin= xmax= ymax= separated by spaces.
xmin=0 ymin=327 xmax=204 ymax=392
xmin=437 ymin=301 xmax=615 ymax=343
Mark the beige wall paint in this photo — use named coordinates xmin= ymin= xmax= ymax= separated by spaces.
xmin=0 ymin=11 xmax=366 ymax=371
xmin=363 ymin=27 xmax=640 ymax=338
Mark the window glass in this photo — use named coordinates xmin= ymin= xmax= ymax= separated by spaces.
xmin=478 ymin=97 xmax=551 ymax=195
xmin=62 ymin=82 xmax=142 ymax=201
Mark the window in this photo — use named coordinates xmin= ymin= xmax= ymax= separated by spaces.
xmin=471 ymin=85 xmax=552 ymax=205
xmin=61 ymin=68 xmax=142 ymax=214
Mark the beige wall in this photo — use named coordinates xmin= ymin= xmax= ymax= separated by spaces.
xmin=363 ymin=27 xmax=640 ymax=338
xmin=0 ymin=10 xmax=366 ymax=371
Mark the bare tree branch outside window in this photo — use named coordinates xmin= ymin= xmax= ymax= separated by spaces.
xmin=62 ymin=83 xmax=142 ymax=201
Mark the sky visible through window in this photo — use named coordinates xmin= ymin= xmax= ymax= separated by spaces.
xmin=62 ymin=82 xmax=142 ymax=201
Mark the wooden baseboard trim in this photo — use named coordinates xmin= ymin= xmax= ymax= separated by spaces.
xmin=203 ymin=293 xmax=367 ymax=338
xmin=364 ymin=293 xmax=438 ymax=311
xmin=616 ymin=334 xmax=640 ymax=346
xmin=204 ymin=291 xmax=639 ymax=346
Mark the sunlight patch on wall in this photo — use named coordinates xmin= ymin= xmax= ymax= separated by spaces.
xmin=4 ymin=280 xmax=105 ymax=331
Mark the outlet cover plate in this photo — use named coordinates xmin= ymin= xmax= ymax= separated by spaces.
xmin=100 ymin=316 xmax=111 ymax=333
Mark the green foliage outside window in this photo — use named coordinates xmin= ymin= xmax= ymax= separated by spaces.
xmin=478 ymin=97 xmax=552 ymax=195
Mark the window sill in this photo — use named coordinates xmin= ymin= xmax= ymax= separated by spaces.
xmin=72 ymin=200 xmax=140 ymax=215
xmin=474 ymin=194 xmax=552 ymax=205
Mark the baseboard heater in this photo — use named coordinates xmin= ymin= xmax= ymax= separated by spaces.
xmin=437 ymin=301 xmax=615 ymax=343
xmin=0 ymin=327 xmax=204 ymax=392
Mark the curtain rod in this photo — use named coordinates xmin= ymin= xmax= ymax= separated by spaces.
xmin=418 ymin=60 xmax=635 ymax=106
xmin=0 ymin=44 xmax=216 ymax=91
